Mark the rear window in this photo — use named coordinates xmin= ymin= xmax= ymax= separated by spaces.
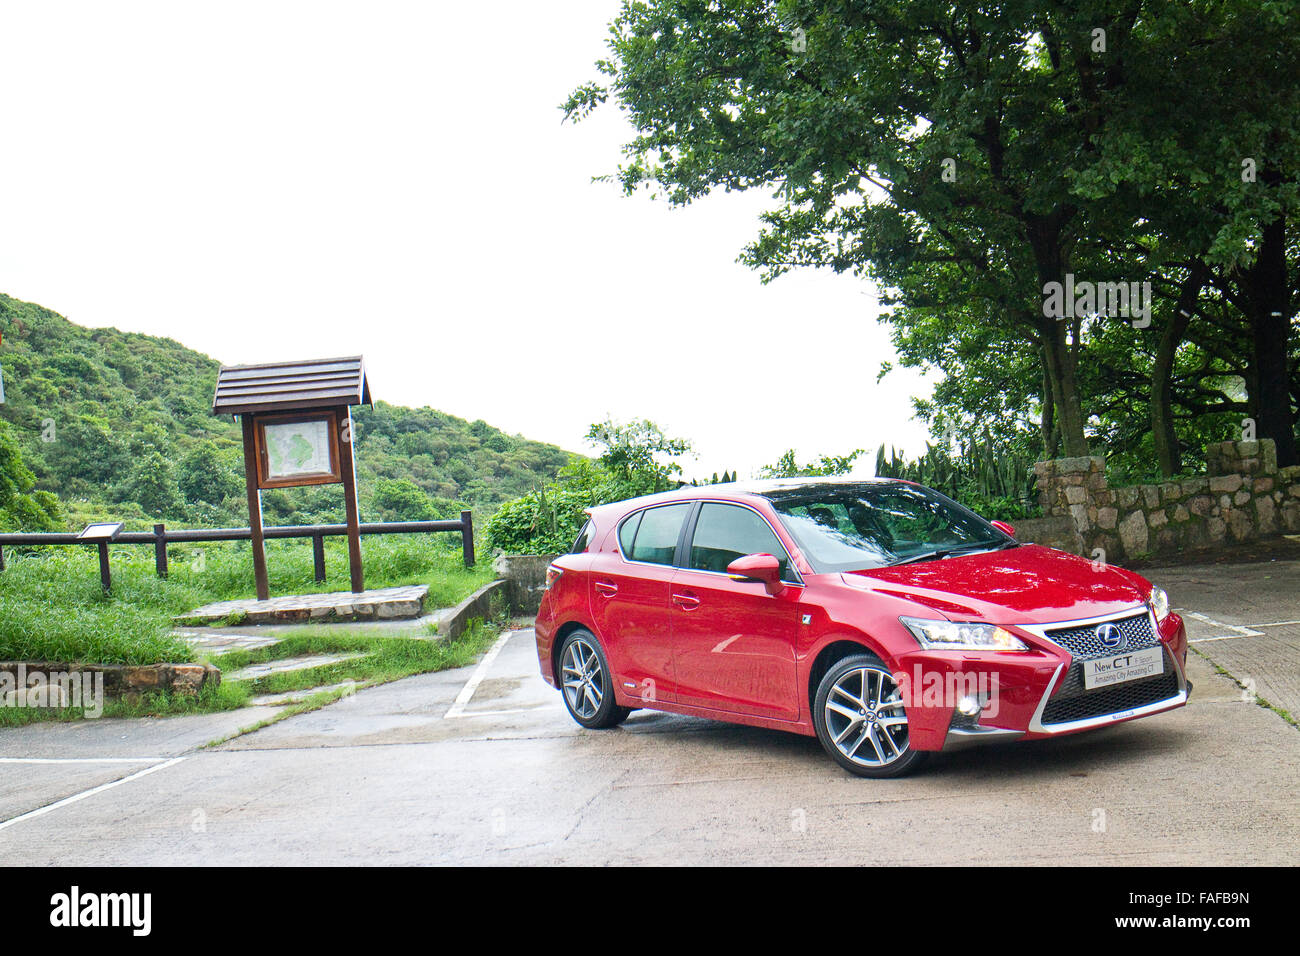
xmin=570 ymin=519 xmax=595 ymax=554
xmin=618 ymin=511 xmax=642 ymax=555
xmin=625 ymin=503 xmax=690 ymax=566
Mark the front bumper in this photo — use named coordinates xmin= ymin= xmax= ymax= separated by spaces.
xmin=894 ymin=607 xmax=1190 ymax=752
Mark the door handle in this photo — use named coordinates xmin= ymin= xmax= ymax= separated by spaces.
xmin=594 ymin=581 xmax=619 ymax=597
xmin=672 ymin=592 xmax=700 ymax=610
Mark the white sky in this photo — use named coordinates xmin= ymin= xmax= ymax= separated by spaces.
xmin=0 ymin=0 xmax=935 ymax=479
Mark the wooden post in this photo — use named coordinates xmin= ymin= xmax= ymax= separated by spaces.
xmin=338 ymin=407 xmax=365 ymax=593
xmin=461 ymin=510 xmax=475 ymax=567
xmin=97 ymin=540 xmax=111 ymax=592
xmin=0 ymin=546 xmax=5 ymax=573
xmin=154 ymin=523 xmax=168 ymax=578
xmin=241 ymin=415 xmax=270 ymax=601
xmin=312 ymin=533 xmax=327 ymax=583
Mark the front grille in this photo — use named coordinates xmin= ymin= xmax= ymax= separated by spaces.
xmin=1043 ymin=611 xmax=1158 ymax=661
xmin=1041 ymin=670 xmax=1180 ymax=725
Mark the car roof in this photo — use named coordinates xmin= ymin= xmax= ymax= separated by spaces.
xmin=587 ymin=476 xmax=907 ymax=520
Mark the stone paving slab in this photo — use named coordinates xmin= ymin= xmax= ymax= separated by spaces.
xmin=174 ymin=630 xmax=284 ymax=656
xmin=176 ymin=586 xmax=428 ymax=626
xmin=222 ymin=653 xmax=368 ymax=683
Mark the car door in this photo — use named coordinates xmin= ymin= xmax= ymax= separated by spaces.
xmin=587 ymin=502 xmax=692 ymax=705
xmin=669 ymin=502 xmax=803 ymax=721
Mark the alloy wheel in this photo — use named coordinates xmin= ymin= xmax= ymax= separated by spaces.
xmin=823 ymin=665 xmax=910 ymax=767
xmin=561 ymin=637 xmax=606 ymax=720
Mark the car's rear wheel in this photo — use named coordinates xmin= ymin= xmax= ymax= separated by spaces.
xmin=814 ymin=653 xmax=928 ymax=778
xmin=558 ymin=629 xmax=630 ymax=729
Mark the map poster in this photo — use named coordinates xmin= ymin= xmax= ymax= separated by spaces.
xmin=254 ymin=412 xmax=342 ymax=487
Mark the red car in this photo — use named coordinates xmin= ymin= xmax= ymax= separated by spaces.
xmin=533 ymin=479 xmax=1190 ymax=777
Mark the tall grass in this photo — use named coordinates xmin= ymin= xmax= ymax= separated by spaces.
xmin=0 ymin=536 xmax=492 ymax=664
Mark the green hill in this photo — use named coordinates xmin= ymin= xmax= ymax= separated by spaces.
xmin=0 ymin=293 xmax=572 ymax=530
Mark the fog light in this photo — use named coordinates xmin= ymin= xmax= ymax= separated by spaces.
xmin=956 ymin=696 xmax=982 ymax=717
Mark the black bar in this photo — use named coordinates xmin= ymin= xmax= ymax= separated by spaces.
xmin=312 ymin=533 xmax=326 ymax=583
xmin=97 ymin=540 xmax=111 ymax=592
xmin=154 ymin=523 xmax=168 ymax=578
xmin=461 ymin=510 xmax=475 ymax=567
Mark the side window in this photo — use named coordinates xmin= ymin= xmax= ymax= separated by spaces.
xmin=617 ymin=511 xmax=642 ymax=556
xmin=689 ymin=503 xmax=794 ymax=580
xmin=570 ymin=519 xmax=594 ymax=554
xmin=627 ymin=503 xmax=690 ymax=566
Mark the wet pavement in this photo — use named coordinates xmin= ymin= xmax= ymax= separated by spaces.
xmin=1 ymin=559 xmax=1297 ymax=864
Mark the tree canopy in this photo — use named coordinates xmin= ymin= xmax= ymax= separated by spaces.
xmin=565 ymin=0 xmax=1300 ymax=475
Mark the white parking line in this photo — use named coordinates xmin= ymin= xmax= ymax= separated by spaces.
xmin=1182 ymin=611 xmax=1265 ymax=642
xmin=443 ymin=630 xmax=515 ymax=719
xmin=0 ymin=757 xmax=186 ymax=832
xmin=0 ymin=757 xmax=170 ymax=764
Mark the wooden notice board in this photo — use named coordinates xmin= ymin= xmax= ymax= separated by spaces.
xmin=214 ymin=357 xmax=371 ymax=600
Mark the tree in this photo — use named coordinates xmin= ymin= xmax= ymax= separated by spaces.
xmin=564 ymin=1 xmax=1299 ymax=468
xmin=758 ymin=448 xmax=863 ymax=478
xmin=585 ymin=418 xmax=692 ymax=496
xmin=371 ymin=478 xmax=437 ymax=521
xmin=114 ymin=445 xmax=182 ymax=519
xmin=0 ymin=420 xmax=63 ymax=531
xmin=485 ymin=419 xmax=694 ymax=554
xmin=178 ymin=442 xmax=242 ymax=505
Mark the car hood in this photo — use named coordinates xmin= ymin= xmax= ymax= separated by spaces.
xmin=841 ymin=544 xmax=1151 ymax=626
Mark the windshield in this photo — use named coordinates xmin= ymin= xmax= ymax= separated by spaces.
xmin=761 ymin=482 xmax=1012 ymax=572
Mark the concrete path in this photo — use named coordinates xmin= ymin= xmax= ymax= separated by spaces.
xmin=1 ymin=559 xmax=1296 ymax=864
xmin=1157 ymin=559 xmax=1300 ymax=719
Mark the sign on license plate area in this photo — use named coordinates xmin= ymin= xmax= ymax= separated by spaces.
xmin=1082 ymin=646 xmax=1164 ymax=690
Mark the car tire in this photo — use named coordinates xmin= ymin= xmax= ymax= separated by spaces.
xmin=813 ymin=653 xmax=929 ymax=778
xmin=557 ymin=629 xmax=631 ymax=729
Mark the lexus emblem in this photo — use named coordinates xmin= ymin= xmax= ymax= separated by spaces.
xmin=1096 ymin=622 xmax=1126 ymax=650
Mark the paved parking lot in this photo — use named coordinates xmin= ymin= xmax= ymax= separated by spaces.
xmin=2 ymin=557 xmax=1298 ymax=865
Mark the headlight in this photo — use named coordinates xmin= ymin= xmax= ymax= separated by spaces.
xmin=900 ymin=617 xmax=1029 ymax=652
xmin=1149 ymin=585 xmax=1170 ymax=622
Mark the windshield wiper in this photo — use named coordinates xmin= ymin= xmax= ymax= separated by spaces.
xmin=888 ymin=539 xmax=1017 ymax=567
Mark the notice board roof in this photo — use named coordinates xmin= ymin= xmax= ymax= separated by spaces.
xmin=212 ymin=356 xmax=371 ymax=416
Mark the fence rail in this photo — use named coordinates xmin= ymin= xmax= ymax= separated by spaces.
xmin=0 ymin=511 xmax=475 ymax=590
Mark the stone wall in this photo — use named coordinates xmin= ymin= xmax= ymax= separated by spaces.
xmin=1032 ymin=439 xmax=1300 ymax=562
xmin=493 ymin=553 xmax=560 ymax=614
xmin=0 ymin=660 xmax=220 ymax=709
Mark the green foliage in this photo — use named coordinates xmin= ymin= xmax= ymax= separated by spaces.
xmin=759 ymin=448 xmax=863 ymax=478
xmin=0 ymin=293 xmax=572 ymax=528
xmin=584 ymin=417 xmax=692 ymax=498
xmin=178 ymin=441 xmax=243 ymax=506
xmin=875 ymin=438 xmax=1039 ymax=522
xmin=486 ymin=419 xmax=693 ymax=554
xmin=0 ymin=419 xmax=63 ymax=531
xmin=0 ymin=535 xmax=493 ymax=664
xmin=565 ymin=0 xmax=1300 ymax=472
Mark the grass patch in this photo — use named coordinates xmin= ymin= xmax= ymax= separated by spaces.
xmin=0 ymin=535 xmax=493 ymax=664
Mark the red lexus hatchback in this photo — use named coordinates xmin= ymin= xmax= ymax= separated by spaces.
xmin=533 ymin=479 xmax=1190 ymax=777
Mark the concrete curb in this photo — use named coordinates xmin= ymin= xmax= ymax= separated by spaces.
xmin=434 ymin=579 xmax=507 ymax=641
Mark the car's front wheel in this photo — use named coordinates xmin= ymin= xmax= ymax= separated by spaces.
xmin=558 ymin=629 xmax=630 ymax=729
xmin=813 ymin=653 xmax=928 ymax=778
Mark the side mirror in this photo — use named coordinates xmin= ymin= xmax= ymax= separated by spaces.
xmin=727 ymin=553 xmax=785 ymax=595
xmin=990 ymin=520 xmax=1017 ymax=537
